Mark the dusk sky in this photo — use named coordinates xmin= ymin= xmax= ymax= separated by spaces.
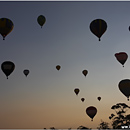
xmin=1 ymin=1 xmax=130 ymax=129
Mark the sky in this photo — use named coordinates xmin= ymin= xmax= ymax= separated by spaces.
xmin=0 ymin=1 xmax=130 ymax=129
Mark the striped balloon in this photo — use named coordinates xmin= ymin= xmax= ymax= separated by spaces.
xmin=90 ymin=19 xmax=107 ymax=41
xmin=0 ymin=18 xmax=14 ymax=40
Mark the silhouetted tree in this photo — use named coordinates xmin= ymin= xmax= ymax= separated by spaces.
xmin=109 ymin=103 xmax=130 ymax=129
xmin=50 ymin=127 xmax=56 ymax=130
xmin=77 ymin=125 xmax=89 ymax=129
xmin=97 ymin=120 xmax=110 ymax=129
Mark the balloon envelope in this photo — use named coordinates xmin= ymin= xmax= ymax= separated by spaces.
xmin=0 ymin=18 xmax=14 ymax=40
xmin=90 ymin=19 xmax=107 ymax=41
xmin=97 ymin=96 xmax=101 ymax=101
xmin=86 ymin=106 xmax=97 ymax=121
xmin=82 ymin=70 xmax=88 ymax=77
xmin=56 ymin=65 xmax=61 ymax=71
xmin=1 ymin=61 xmax=15 ymax=79
xmin=115 ymin=52 xmax=128 ymax=67
xmin=74 ymin=88 xmax=80 ymax=95
xmin=81 ymin=98 xmax=85 ymax=102
xmin=23 ymin=69 xmax=29 ymax=77
xmin=118 ymin=79 xmax=130 ymax=101
xmin=37 ymin=15 xmax=46 ymax=28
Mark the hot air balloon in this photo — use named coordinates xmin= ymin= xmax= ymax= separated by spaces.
xmin=37 ymin=15 xmax=46 ymax=28
xmin=56 ymin=65 xmax=61 ymax=71
xmin=0 ymin=18 xmax=14 ymax=40
xmin=74 ymin=88 xmax=80 ymax=96
xmin=118 ymin=79 xmax=130 ymax=101
xmin=90 ymin=19 xmax=107 ymax=41
xmin=86 ymin=106 xmax=97 ymax=121
xmin=1 ymin=61 xmax=15 ymax=79
xmin=81 ymin=98 xmax=85 ymax=102
xmin=115 ymin=52 xmax=128 ymax=67
xmin=97 ymin=96 xmax=101 ymax=101
xmin=82 ymin=70 xmax=88 ymax=77
xmin=23 ymin=69 xmax=29 ymax=77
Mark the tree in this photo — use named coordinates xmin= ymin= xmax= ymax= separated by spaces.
xmin=77 ymin=125 xmax=89 ymax=129
xmin=109 ymin=103 xmax=130 ymax=129
xmin=50 ymin=127 xmax=56 ymax=130
xmin=97 ymin=120 xmax=110 ymax=129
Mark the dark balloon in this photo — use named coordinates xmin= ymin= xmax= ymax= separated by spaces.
xmin=115 ymin=52 xmax=128 ymax=67
xmin=56 ymin=65 xmax=61 ymax=71
xmin=118 ymin=79 xmax=130 ymax=101
xmin=97 ymin=96 xmax=101 ymax=101
xmin=1 ymin=61 xmax=15 ymax=79
xmin=0 ymin=18 xmax=14 ymax=40
xmin=90 ymin=19 xmax=107 ymax=41
xmin=86 ymin=106 xmax=97 ymax=121
xmin=82 ymin=70 xmax=88 ymax=77
xmin=23 ymin=69 xmax=29 ymax=77
xmin=74 ymin=88 xmax=80 ymax=96
xmin=81 ymin=98 xmax=85 ymax=102
xmin=37 ymin=15 xmax=46 ymax=28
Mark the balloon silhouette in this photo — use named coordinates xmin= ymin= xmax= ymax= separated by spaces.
xmin=90 ymin=19 xmax=107 ymax=41
xmin=0 ymin=18 xmax=14 ymax=40
xmin=56 ymin=65 xmax=61 ymax=71
xmin=1 ymin=61 xmax=15 ymax=79
xmin=37 ymin=15 xmax=46 ymax=28
xmin=82 ymin=70 xmax=88 ymax=77
xmin=118 ymin=79 xmax=130 ymax=101
xmin=97 ymin=96 xmax=101 ymax=101
xmin=81 ymin=98 xmax=85 ymax=102
xmin=74 ymin=88 xmax=80 ymax=96
xmin=86 ymin=106 xmax=97 ymax=121
xmin=23 ymin=69 xmax=29 ymax=77
xmin=115 ymin=52 xmax=128 ymax=67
